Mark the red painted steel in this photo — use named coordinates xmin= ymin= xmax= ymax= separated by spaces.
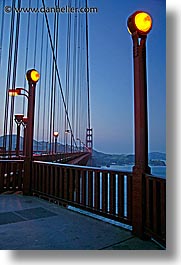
xmin=0 ymin=160 xmax=24 ymax=192
xmin=144 ymin=174 xmax=166 ymax=246
xmin=0 ymin=160 xmax=166 ymax=246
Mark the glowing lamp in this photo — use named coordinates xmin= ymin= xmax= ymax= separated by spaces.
xmin=53 ymin=131 xmax=59 ymax=137
xmin=9 ymin=88 xmax=21 ymax=96
xmin=127 ymin=11 xmax=152 ymax=36
xmin=26 ymin=69 xmax=40 ymax=83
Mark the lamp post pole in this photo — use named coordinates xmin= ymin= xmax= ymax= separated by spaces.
xmin=23 ymin=69 xmax=40 ymax=195
xmin=53 ymin=132 xmax=59 ymax=154
xmin=14 ymin=114 xmax=24 ymax=157
xmin=127 ymin=11 xmax=152 ymax=238
xmin=22 ymin=117 xmax=28 ymax=156
xmin=77 ymin=138 xmax=81 ymax=152
xmin=16 ymin=124 xmax=21 ymax=157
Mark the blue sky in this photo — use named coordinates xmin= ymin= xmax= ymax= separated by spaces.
xmin=0 ymin=0 xmax=166 ymax=154
xmin=89 ymin=0 xmax=166 ymax=153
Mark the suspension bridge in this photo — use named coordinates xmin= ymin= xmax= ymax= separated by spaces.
xmin=0 ymin=0 xmax=166 ymax=249
xmin=0 ymin=0 xmax=92 ymax=163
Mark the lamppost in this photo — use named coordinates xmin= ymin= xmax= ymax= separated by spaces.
xmin=25 ymin=69 xmax=40 ymax=158
xmin=14 ymin=114 xmax=24 ymax=157
xmin=22 ymin=117 xmax=28 ymax=156
xmin=53 ymin=131 xmax=59 ymax=154
xmin=76 ymin=138 xmax=81 ymax=152
xmin=127 ymin=11 xmax=152 ymax=238
xmin=24 ymin=69 xmax=40 ymax=195
xmin=65 ymin=129 xmax=72 ymax=153
xmin=8 ymin=69 xmax=40 ymax=195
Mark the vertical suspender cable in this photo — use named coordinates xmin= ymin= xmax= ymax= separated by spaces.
xmin=0 ymin=0 xmax=5 ymax=67
xmin=36 ymin=16 xmax=45 ymax=151
xmin=76 ymin=1 xmax=81 ymax=140
xmin=72 ymin=3 xmax=78 ymax=143
xmin=85 ymin=0 xmax=91 ymax=130
xmin=23 ymin=0 xmax=31 ymax=114
xmin=52 ymin=0 xmax=59 ymax=148
xmin=3 ymin=0 xmax=16 ymax=152
xmin=46 ymin=49 xmax=53 ymax=152
xmin=9 ymin=0 xmax=21 ymax=154
xmin=42 ymin=33 xmax=49 ymax=150
xmin=33 ymin=0 xmax=39 ymax=68
xmin=49 ymin=0 xmax=56 ymax=153
xmin=64 ymin=0 xmax=71 ymax=151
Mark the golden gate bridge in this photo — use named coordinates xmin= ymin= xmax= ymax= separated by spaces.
xmin=0 ymin=0 xmax=166 ymax=248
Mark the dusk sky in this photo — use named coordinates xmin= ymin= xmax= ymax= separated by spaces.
xmin=0 ymin=0 xmax=166 ymax=154
xmin=89 ymin=0 xmax=166 ymax=154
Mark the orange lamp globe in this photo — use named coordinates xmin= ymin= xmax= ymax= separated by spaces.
xmin=127 ymin=11 xmax=152 ymax=36
xmin=135 ymin=12 xmax=152 ymax=33
xmin=26 ymin=69 xmax=40 ymax=83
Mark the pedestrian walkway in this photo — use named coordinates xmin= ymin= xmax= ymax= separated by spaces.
xmin=0 ymin=195 xmax=164 ymax=250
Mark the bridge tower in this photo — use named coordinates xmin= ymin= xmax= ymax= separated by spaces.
xmin=86 ymin=128 xmax=93 ymax=153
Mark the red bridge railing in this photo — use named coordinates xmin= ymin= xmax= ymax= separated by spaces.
xmin=0 ymin=160 xmax=24 ymax=193
xmin=0 ymin=159 xmax=166 ymax=246
xmin=144 ymin=174 xmax=166 ymax=246
xmin=31 ymin=161 xmax=133 ymax=225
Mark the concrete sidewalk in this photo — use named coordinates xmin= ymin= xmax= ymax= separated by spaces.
xmin=0 ymin=195 xmax=164 ymax=250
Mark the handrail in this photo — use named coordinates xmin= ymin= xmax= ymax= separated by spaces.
xmin=31 ymin=161 xmax=133 ymax=225
xmin=33 ymin=160 xmax=133 ymax=174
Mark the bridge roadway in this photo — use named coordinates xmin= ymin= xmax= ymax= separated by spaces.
xmin=0 ymin=194 xmax=164 ymax=250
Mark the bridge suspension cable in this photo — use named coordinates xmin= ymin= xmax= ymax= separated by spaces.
xmin=1 ymin=0 xmax=92 ymax=156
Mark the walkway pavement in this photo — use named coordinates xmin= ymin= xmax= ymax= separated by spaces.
xmin=0 ymin=194 xmax=164 ymax=250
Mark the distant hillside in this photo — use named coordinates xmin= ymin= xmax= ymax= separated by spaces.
xmin=92 ymin=150 xmax=166 ymax=167
xmin=0 ymin=135 xmax=66 ymax=153
xmin=0 ymin=135 xmax=166 ymax=166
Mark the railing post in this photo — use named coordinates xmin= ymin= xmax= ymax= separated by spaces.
xmin=0 ymin=162 xmax=4 ymax=193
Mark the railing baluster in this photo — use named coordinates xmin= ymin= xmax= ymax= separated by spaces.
xmin=75 ymin=169 xmax=80 ymax=204
xmin=102 ymin=172 xmax=108 ymax=213
xmin=63 ymin=167 xmax=69 ymax=200
xmin=127 ymin=174 xmax=132 ymax=222
xmin=39 ymin=164 xmax=43 ymax=192
xmin=41 ymin=164 xmax=46 ymax=194
xmin=18 ymin=162 xmax=23 ymax=190
xmin=54 ymin=166 xmax=59 ymax=197
xmin=6 ymin=162 xmax=10 ymax=190
xmin=118 ymin=173 xmax=124 ymax=219
xmin=152 ymin=180 xmax=158 ymax=234
xmin=88 ymin=171 xmax=93 ymax=208
xmin=160 ymin=181 xmax=166 ymax=239
xmin=59 ymin=167 xmax=63 ymax=198
xmin=0 ymin=162 xmax=4 ymax=192
xmin=109 ymin=172 xmax=116 ymax=215
xmin=50 ymin=166 xmax=55 ymax=196
xmin=69 ymin=168 xmax=74 ymax=202
xmin=94 ymin=171 xmax=100 ymax=211
xmin=145 ymin=177 xmax=151 ymax=229
xmin=12 ymin=162 xmax=17 ymax=190
xmin=81 ymin=170 xmax=87 ymax=205
xmin=32 ymin=162 xmax=35 ymax=191
xmin=46 ymin=165 xmax=51 ymax=194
